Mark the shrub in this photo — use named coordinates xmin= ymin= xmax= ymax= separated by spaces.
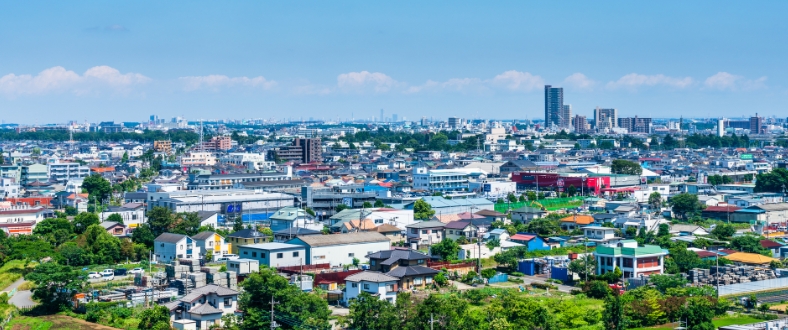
xmin=510 ymin=271 xmax=524 ymax=277
xmin=530 ymin=282 xmax=557 ymax=290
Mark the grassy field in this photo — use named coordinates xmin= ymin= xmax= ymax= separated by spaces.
xmin=0 ymin=260 xmax=36 ymax=290
xmin=8 ymin=315 xmax=121 ymax=330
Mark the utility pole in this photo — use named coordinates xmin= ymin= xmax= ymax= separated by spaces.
xmin=270 ymin=296 xmax=280 ymax=329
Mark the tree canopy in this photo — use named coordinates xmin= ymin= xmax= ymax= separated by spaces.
xmin=611 ymin=159 xmax=643 ymax=176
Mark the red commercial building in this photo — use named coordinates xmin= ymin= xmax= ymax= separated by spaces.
xmin=511 ymin=172 xmax=609 ymax=195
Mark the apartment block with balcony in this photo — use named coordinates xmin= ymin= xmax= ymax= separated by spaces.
xmin=594 ymin=240 xmax=667 ymax=279
xmin=412 ymin=167 xmax=470 ymax=193
xmin=21 ymin=164 xmax=48 ymax=185
xmin=47 ymin=162 xmax=89 ymax=183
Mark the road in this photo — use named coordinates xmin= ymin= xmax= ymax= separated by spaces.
xmin=2 ymin=278 xmax=36 ymax=308
xmin=517 ymin=275 xmax=575 ymax=293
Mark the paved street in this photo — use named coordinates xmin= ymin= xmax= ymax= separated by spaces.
xmin=2 ymin=278 xmax=36 ymax=308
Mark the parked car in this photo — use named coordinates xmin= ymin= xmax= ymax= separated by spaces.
xmin=88 ymin=272 xmax=101 ymax=279
xmin=100 ymin=269 xmax=114 ymax=276
xmin=216 ymin=254 xmax=239 ymax=262
xmin=129 ymin=268 xmax=145 ymax=275
xmin=113 ymin=268 xmax=127 ymax=276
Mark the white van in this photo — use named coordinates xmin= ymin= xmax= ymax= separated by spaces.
xmin=215 ymin=254 xmax=240 ymax=262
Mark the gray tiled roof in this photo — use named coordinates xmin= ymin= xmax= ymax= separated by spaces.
xmin=345 ymin=271 xmax=399 ymax=283
xmin=154 ymin=233 xmax=188 ymax=244
xmin=385 ymin=265 xmax=439 ymax=278
xmin=288 ymin=232 xmax=389 ymax=247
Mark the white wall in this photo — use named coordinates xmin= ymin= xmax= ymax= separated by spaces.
xmin=311 ymin=241 xmax=391 ymax=266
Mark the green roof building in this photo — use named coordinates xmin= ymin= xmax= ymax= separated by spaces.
xmin=593 ymin=240 xmax=668 ymax=279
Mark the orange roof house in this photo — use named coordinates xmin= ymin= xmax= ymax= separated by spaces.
xmin=560 ymin=214 xmax=595 ymax=230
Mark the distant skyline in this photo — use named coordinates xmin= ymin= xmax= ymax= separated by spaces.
xmin=1 ymin=1 xmax=787 ymax=123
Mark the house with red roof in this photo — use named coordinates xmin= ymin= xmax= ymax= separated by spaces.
xmin=508 ymin=232 xmax=549 ymax=251
xmin=760 ymin=239 xmax=784 ymax=257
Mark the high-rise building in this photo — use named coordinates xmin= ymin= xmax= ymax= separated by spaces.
xmin=572 ymin=115 xmax=589 ymax=134
xmin=594 ymin=107 xmax=617 ymax=131
xmin=272 ymin=138 xmax=322 ymax=164
xmin=750 ymin=114 xmax=764 ymax=134
xmin=561 ymin=105 xmax=572 ymax=128
xmin=717 ymin=118 xmax=725 ymax=137
xmin=448 ymin=117 xmax=463 ymax=129
xmin=618 ymin=117 xmax=652 ymax=134
xmin=392 ymin=114 xmax=398 ymax=122
xmin=380 ymin=109 xmax=385 ymax=123
xmin=544 ymin=85 xmax=564 ymax=128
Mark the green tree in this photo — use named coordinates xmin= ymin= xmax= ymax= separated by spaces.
xmin=121 ymin=151 xmax=129 ymax=163
xmin=730 ymin=235 xmax=771 ymax=255
xmin=683 ymin=297 xmax=716 ymax=330
xmin=138 ymin=305 xmax=172 ymax=330
xmin=346 ymin=292 xmax=399 ymax=329
xmin=304 ymin=207 xmax=316 ymax=216
xmin=27 ymin=262 xmax=86 ymax=312
xmin=485 ymin=238 xmax=501 ymax=250
xmin=585 ymin=280 xmax=611 ymax=299
xmin=239 ymin=267 xmax=330 ymax=330
xmin=83 ymin=224 xmax=122 ymax=264
xmin=668 ymin=243 xmax=702 ymax=273
xmin=711 ymin=223 xmax=736 ymax=239
xmin=648 ymin=192 xmax=662 ymax=211
xmin=755 ymin=168 xmax=788 ymax=193
xmin=373 ymin=200 xmax=385 ymax=208
xmin=413 ymin=199 xmax=436 ymax=220
xmin=82 ymin=174 xmax=112 ymax=204
xmin=146 ymin=206 xmax=174 ymax=237
xmin=336 ymin=204 xmax=351 ymax=212
xmin=602 ymin=290 xmax=627 ymax=330
xmin=526 ymin=191 xmax=537 ymax=201
xmin=611 ymin=159 xmax=643 ymax=175
xmin=567 ymin=184 xmax=577 ymax=197
xmin=568 ymin=254 xmax=595 ymax=279
xmin=430 ymin=238 xmax=461 ymax=261
xmin=106 ymin=213 xmax=124 ymax=224
xmin=73 ymin=212 xmax=100 ymax=234
xmin=649 ymin=274 xmax=688 ymax=293
xmin=362 ymin=201 xmax=373 ymax=208
xmin=671 ymin=193 xmax=702 ymax=220
xmin=131 ymin=224 xmax=156 ymax=247
xmin=57 ymin=242 xmax=90 ymax=266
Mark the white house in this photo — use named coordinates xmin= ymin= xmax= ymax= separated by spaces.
xmin=594 ymin=240 xmax=667 ymax=279
xmin=581 ymin=226 xmax=620 ymax=244
xmin=405 ymin=220 xmax=446 ymax=247
xmin=100 ymin=203 xmax=146 ymax=229
xmin=343 ymin=271 xmax=399 ymax=305
xmin=191 ymin=231 xmax=231 ymax=261
xmin=0 ymin=205 xmax=48 ymax=224
xmin=286 ymin=232 xmax=391 ymax=266
xmin=154 ymin=233 xmax=200 ymax=262
xmin=164 ymin=284 xmax=240 ymax=329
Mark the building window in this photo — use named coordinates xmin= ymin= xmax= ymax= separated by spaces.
xmin=414 ymin=277 xmax=423 ymax=285
xmin=261 ymin=253 xmax=266 ymax=258
xmin=348 ymin=253 xmax=354 ymax=257
xmin=426 ymin=276 xmax=433 ymax=284
xmin=363 ymin=283 xmax=370 ymax=290
xmin=252 ymin=252 xmax=257 ymax=257
xmin=421 ymin=230 xmax=428 ymax=234
xmin=293 ymin=252 xmax=299 ymax=257
xmin=370 ymin=260 xmax=376 ymax=266
xmin=224 ymin=298 xmax=232 ymax=307
xmin=277 ymin=253 xmax=283 ymax=259
xmin=351 ymin=283 xmax=358 ymax=288
xmin=243 ymin=251 xmax=248 ymax=255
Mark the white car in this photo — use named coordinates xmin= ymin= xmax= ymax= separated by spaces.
xmin=88 ymin=272 xmax=101 ymax=279
xmin=100 ymin=269 xmax=114 ymax=276
xmin=129 ymin=268 xmax=144 ymax=275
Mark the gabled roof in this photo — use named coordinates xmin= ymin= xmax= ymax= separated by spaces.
xmin=273 ymin=227 xmax=322 ymax=236
xmin=154 ymin=233 xmax=188 ymax=244
xmin=345 ymin=271 xmax=399 ymax=283
xmin=760 ymin=239 xmax=783 ymax=249
xmin=188 ymin=302 xmax=223 ymax=315
xmin=192 ymin=231 xmax=220 ymax=240
xmin=445 ymin=220 xmax=473 ymax=230
xmin=385 ymin=265 xmax=439 ymax=278
xmin=375 ymin=224 xmax=401 ymax=233
xmin=99 ymin=221 xmax=124 ymax=230
xmin=227 ymin=228 xmax=266 ymax=239
xmin=367 ymin=249 xmax=430 ymax=265
xmin=288 ymin=232 xmax=389 ymax=247
xmin=724 ymin=252 xmax=778 ymax=264
xmin=510 ymin=234 xmax=536 ymax=241
xmin=560 ymin=215 xmax=594 ymax=225
xmin=406 ymin=220 xmax=446 ymax=229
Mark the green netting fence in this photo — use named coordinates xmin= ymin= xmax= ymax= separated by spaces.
xmin=494 ymin=197 xmax=585 ymax=213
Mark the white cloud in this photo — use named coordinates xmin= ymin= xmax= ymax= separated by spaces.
xmin=405 ymin=78 xmax=483 ymax=94
xmin=179 ymin=75 xmax=277 ymax=91
xmin=704 ymin=72 xmax=767 ymax=91
xmin=337 ymin=71 xmax=397 ymax=92
xmin=563 ymin=73 xmax=596 ymax=90
xmin=606 ymin=73 xmax=693 ymax=90
xmin=0 ymin=66 xmax=149 ymax=96
xmin=490 ymin=70 xmax=544 ymax=91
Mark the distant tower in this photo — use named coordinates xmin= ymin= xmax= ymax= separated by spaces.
xmin=380 ymin=109 xmax=385 ymax=123
xmin=717 ymin=118 xmax=725 ymax=137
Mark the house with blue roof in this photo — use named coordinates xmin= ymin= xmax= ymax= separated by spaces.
xmin=508 ymin=232 xmax=550 ymax=251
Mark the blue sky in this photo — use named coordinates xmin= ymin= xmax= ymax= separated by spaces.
xmin=0 ymin=1 xmax=786 ymax=123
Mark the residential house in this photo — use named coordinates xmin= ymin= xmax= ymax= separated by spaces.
xmin=405 ymin=220 xmax=446 ymax=247
xmin=581 ymin=226 xmax=620 ymax=244
xmin=286 ymin=232 xmax=391 ymax=266
xmin=273 ymin=227 xmax=322 ymax=243
xmin=237 ymin=243 xmax=306 ymax=268
xmin=510 ymin=206 xmax=546 ymax=223
xmin=154 ymin=233 xmax=199 ymax=262
xmin=226 ymin=229 xmax=268 ymax=254
xmin=100 ymin=221 xmax=127 ymax=237
xmin=669 ymin=224 xmax=710 ymax=236
xmin=101 ymin=203 xmax=146 ymax=229
xmin=374 ymin=224 xmax=405 ymax=243
xmin=268 ymin=207 xmax=320 ymax=232
xmin=164 ymin=284 xmax=240 ymax=329
xmin=367 ymin=249 xmax=438 ymax=291
xmin=343 ymin=272 xmax=400 ymax=305
xmin=508 ymin=233 xmax=550 ymax=251
xmin=473 ymin=209 xmax=508 ymax=223
xmin=560 ymin=214 xmax=595 ymax=231
xmin=192 ymin=231 xmax=231 ymax=261
xmin=594 ymin=240 xmax=667 ymax=278
xmin=761 ymin=240 xmax=784 ymax=258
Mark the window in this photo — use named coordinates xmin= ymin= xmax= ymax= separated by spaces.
xmin=179 ymin=245 xmax=184 ymax=250
xmin=426 ymin=276 xmax=433 ymax=284
xmin=209 ymin=241 xmax=213 ymax=247
xmin=243 ymin=251 xmax=248 ymax=255
xmin=348 ymin=253 xmax=355 ymax=257
xmin=411 ymin=229 xmax=417 ymax=234
xmin=261 ymin=253 xmax=266 ymax=258
xmin=351 ymin=283 xmax=358 ymax=288
xmin=293 ymin=252 xmax=299 ymax=257
xmin=421 ymin=230 xmax=428 ymax=234
xmin=387 ymin=284 xmax=395 ymax=291
xmin=252 ymin=252 xmax=257 ymax=257
xmin=417 ymin=259 xmax=424 ymax=264
xmin=363 ymin=283 xmax=370 ymax=290
xmin=370 ymin=260 xmax=376 ymax=266
xmin=224 ymin=298 xmax=232 ymax=307
xmin=277 ymin=253 xmax=283 ymax=259
xmin=414 ymin=277 xmax=423 ymax=285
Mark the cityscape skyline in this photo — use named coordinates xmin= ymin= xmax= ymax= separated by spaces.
xmin=1 ymin=2 xmax=787 ymax=122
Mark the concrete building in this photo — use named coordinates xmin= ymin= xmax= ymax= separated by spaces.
xmin=164 ymin=284 xmax=240 ymax=329
xmin=47 ymin=162 xmax=90 ymax=183
xmin=268 ymin=207 xmax=320 ymax=232
xmin=20 ymin=164 xmax=48 ymax=185
xmin=412 ymin=167 xmax=474 ymax=193
xmin=572 ymin=115 xmax=589 ymax=134
xmin=594 ymin=107 xmax=617 ymax=131
xmin=750 ymin=114 xmax=764 ymax=134
xmin=271 ymin=138 xmax=322 ymax=164
xmin=343 ymin=272 xmax=400 ymax=305
xmin=146 ymin=190 xmax=294 ymax=218
xmin=237 ymin=243 xmax=306 ymax=268
xmin=594 ymin=240 xmax=667 ymax=279
xmin=187 ymin=170 xmax=293 ymax=190
xmin=618 ymin=117 xmax=652 ymax=134
xmin=286 ymin=232 xmax=391 ymax=266
xmin=226 ymin=228 xmax=269 ymax=254
xmin=544 ymin=85 xmax=564 ymax=128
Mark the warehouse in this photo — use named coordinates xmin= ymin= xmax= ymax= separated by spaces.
xmin=286 ymin=232 xmax=391 ymax=267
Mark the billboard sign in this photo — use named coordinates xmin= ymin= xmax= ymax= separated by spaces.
xmin=483 ymin=184 xmax=492 ymax=192
xmin=557 ymin=179 xmax=565 ymax=187
xmin=740 ymin=154 xmax=753 ymax=160
xmin=342 ymin=197 xmax=353 ymax=207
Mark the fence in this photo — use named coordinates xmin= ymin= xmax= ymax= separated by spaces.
xmin=427 ymin=260 xmax=477 ymax=271
xmin=276 ymin=263 xmax=331 ymax=274
xmin=493 ymin=197 xmax=585 ymax=213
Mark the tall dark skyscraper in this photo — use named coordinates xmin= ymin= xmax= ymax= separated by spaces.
xmin=544 ymin=85 xmax=564 ymax=128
